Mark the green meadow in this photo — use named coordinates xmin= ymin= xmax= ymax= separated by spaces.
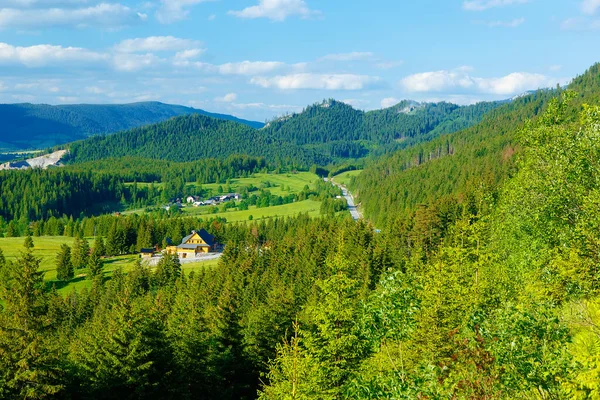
xmin=0 ymin=236 xmax=219 ymax=295
xmin=332 ymin=170 xmax=362 ymax=187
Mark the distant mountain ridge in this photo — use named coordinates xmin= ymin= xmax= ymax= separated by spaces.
xmin=67 ymin=98 xmax=502 ymax=166
xmin=0 ymin=102 xmax=264 ymax=151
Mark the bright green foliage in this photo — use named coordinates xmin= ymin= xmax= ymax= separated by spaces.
xmin=68 ymin=294 xmax=169 ymax=399
xmin=71 ymin=234 xmax=89 ymax=270
xmin=55 ymin=244 xmax=73 ymax=281
xmin=0 ymin=240 xmax=62 ymax=399
xmin=153 ymin=253 xmax=181 ymax=287
xmin=87 ymin=249 xmax=103 ymax=279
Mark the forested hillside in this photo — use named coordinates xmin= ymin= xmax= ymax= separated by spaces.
xmin=67 ymin=99 xmax=499 ymax=166
xmin=67 ymin=114 xmax=328 ymax=167
xmin=0 ymin=102 xmax=263 ymax=151
xmin=354 ymin=64 xmax=600 ymax=225
xmin=3 ymin=92 xmax=600 ymax=398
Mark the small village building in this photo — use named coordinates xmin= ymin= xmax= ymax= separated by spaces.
xmin=166 ymin=229 xmax=217 ymax=259
xmin=186 ymin=195 xmax=201 ymax=204
xmin=140 ymin=248 xmax=155 ymax=258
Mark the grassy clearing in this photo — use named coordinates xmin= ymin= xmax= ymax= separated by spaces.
xmin=0 ymin=236 xmax=221 ymax=295
xmin=181 ymin=199 xmax=321 ymax=222
xmin=126 ymin=172 xmax=323 ymax=222
xmin=332 ymin=170 xmax=362 ymax=187
xmin=127 ymin=171 xmax=318 ymax=197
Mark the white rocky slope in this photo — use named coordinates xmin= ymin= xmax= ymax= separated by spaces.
xmin=0 ymin=149 xmax=68 ymax=170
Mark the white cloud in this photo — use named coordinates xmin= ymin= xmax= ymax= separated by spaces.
xmin=174 ymin=48 xmax=203 ymax=60
xmin=549 ymin=64 xmax=562 ymax=72
xmin=474 ymin=73 xmax=549 ymax=95
xmin=155 ymin=0 xmax=214 ymax=24
xmin=375 ymin=61 xmax=404 ymax=69
xmin=0 ymin=0 xmax=89 ymax=7
xmin=57 ymin=95 xmax=78 ymax=103
xmin=401 ymin=69 xmax=475 ymax=92
xmin=582 ymin=0 xmax=600 ymax=14
xmin=484 ymin=17 xmax=525 ymax=27
xmin=401 ymin=68 xmax=558 ymax=96
xmin=0 ymin=42 xmax=107 ymax=67
xmin=230 ymin=102 xmax=302 ymax=112
xmin=381 ymin=97 xmax=399 ymax=108
xmin=250 ymin=73 xmax=381 ymax=90
xmin=561 ymin=16 xmax=600 ymax=30
xmin=208 ymin=13 xmax=216 ymax=20
xmin=318 ymin=52 xmax=374 ymax=62
xmin=86 ymin=86 xmax=106 ymax=94
xmin=112 ymin=52 xmax=162 ymax=72
xmin=218 ymin=61 xmax=286 ymax=75
xmin=115 ymin=36 xmax=203 ymax=53
xmin=0 ymin=3 xmax=144 ymax=29
xmin=228 ymin=0 xmax=320 ymax=21
xmin=216 ymin=93 xmax=238 ymax=102
xmin=463 ymin=0 xmax=529 ymax=11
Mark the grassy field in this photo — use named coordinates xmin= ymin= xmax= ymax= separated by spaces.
xmin=125 ymin=171 xmax=323 ymax=222
xmin=0 ymin=236 xmax=220 ymax=295
xmin=126 ymin=171 xmax=318 ymax=197
xmin=181 ymin=199 xmax=321 ymax=222
xmin=190 ymin=171 xmax=317 ymax=197
xmin=332 ymin=170 xmax=363 ymax=187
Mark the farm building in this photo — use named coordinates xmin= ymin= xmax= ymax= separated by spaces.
xmin=166 ymin=229 xmax=217 ymax=258
xmin=140 ymin=248 xmax=155 ymax=258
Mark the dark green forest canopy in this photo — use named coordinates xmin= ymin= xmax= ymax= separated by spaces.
xmin=0 ymin=102 xmax=264 ymax=151
xmin=66 ymin=99 xmax=500 ymax=166
xmin=354 ymin=63 xmax=600 ymax=226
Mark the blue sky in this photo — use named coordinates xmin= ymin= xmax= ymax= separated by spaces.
xmin=0 ymin=0 xmax=598 ymax=121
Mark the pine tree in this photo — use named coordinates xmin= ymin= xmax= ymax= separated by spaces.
xmin=71 ymin=235 xmax=87 ymax=270
xmin=0 ymin=240 xmax=62 ymax=398
xmin=93 ymin=236 xmax=106 ymax=257
xmin=153 ymin=253 xmax=181 ymax=287
xmin=24 ymin=235 xmax=34 ymax=250
xmin=56 ymin=244 xmax=74 ymax=281
xmin=88 ymin=249 xmax=103 ymax=279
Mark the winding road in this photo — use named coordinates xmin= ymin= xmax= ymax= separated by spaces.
xmin=327 ymin=178 xmax=362 ymax=221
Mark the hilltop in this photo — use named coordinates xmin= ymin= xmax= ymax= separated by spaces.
xmin=0 ymin=102 xmax=264 ymax=151
xmin=66 ymin=98 xmax=501 ymax=166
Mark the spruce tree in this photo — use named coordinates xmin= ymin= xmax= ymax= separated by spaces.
xmin=88 ymin=249 xmax=103 ymax=279
xmin=56 ymin=244 xmax=74 ymax=281
xmin=0 ymin=240 xmax=62 ymax=398
xmin=71 ymin=235 xmax=87 ymax=270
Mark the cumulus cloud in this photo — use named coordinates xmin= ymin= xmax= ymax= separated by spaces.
xmin=463 ymin=0 xmax=529 ymax=11
xmin=228 ymin=0 xmax=320 ymax=21
xmin=318 ymin=52 xmax=374 ymax=62
xmin=215 ymin=93 xmax=238 ymax=102
xmin=112 ymin=52 xmax=162 ymax=72
xmin=0 ymin=3 xmax=144 ymax=29
xmin=380 ymin=97 xmax=399 ymax=108
xmin=401 ymin=67 xmax=558 ymax=96
xmin=174 ymin=48 xmax=203 ymax=61
xmin=155 ymin=0 xmax=214 ymax=23
xmin=218 ymin=61 xmax=286 ymax=75
xmin=250 ymin=73 xmax=381 ymax=90
xmin=115 ymin=36 xmax=203 ymax=53
xmin=0 ymin=42 xmax=107 ymax=67
xmin=581 ymin=0 xmax=600 ymax=14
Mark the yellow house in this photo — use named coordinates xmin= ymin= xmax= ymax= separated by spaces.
xmin=166 ymin=229 xmax=216 ymax=259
